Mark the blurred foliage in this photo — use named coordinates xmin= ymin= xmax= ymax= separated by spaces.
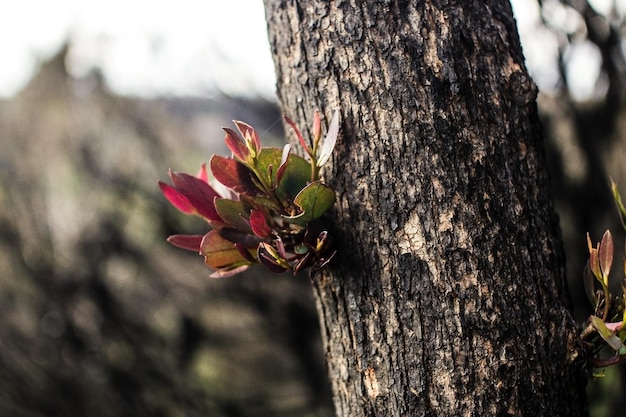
xmin=532 ymin=1 xmax=626 ymax=416
xmin=1 ymin=0 xmax=626 ymax=415
xmin=0 ymin=47 xmax=332 ymax=417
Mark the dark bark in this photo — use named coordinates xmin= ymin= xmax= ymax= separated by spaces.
xmin=264 ymin=1 xmax=588 ymax=416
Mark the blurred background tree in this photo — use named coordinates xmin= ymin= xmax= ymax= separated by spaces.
xmin=0 ymin=47 xmax=333 ymax=417
xmin=0 ymin=0 xmax=626 ymax=416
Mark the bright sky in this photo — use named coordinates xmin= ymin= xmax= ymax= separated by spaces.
xmin=0 ymin=0 xmax=276 ymax=98
xmin=0 ymin=0 xmax=622 ymax=100
xmin=511 ymin=0 xmax=622 ymax=101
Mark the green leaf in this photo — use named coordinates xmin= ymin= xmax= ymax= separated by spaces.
xmin=255 ymin=148 xmax=311 ymax=200
xmin=591 ymin=315 xmax=626 ymax=354
xmin=283 ymin=181 xmax=335 ymax=226
xmin=201 ymin=230 xmax=252 ymax=270
xmin=240 ymin=194 xmax=281 ymax=213
xmin=214 ymin=198 xmax=252 ymax=233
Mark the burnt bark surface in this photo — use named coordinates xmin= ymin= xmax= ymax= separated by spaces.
xmin=264 ymin=1 xmax=587 ymax=416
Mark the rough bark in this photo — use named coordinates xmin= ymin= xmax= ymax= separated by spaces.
xmin=264 ymin=1 xmax=588 ymax=416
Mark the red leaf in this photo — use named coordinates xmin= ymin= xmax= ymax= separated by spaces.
xmin=234 ymin=121 xmax=261 ymax=153
xmin=210 ymin=155 xmax=259 ymax=195
xmin=312 ymin=110 xmax=322 ymax=144
xmin=223 ymin=127 xmax=248 ymax=161
xmin=589 ymin=247 xmax=601 ymax=280
xmin=196 ymin=162 xmax=209 ymax=183
xmin=587 ymin=233 xmax=601 ymax=280
xmin=166 ymin=234 xmax=204 ymax=252
xmin=159 ymin=181 xmax=196 ymax=214
xmin=201 ymin=230 xmax=250 ymax=269
xmin=250 ymin=209 xmax=272 ymax=238
xmin=600 ymin=229 xmax=614 ymax=279
xmin=170 ymin=171 xmax=222 ymax=222
xmin=284 ymin=114 xmax=310 ymax=154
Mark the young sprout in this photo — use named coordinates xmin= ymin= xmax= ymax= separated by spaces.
xmin=159 ymin=110 xmax=339 ymax=278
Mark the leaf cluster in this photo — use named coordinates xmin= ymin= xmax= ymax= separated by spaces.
xmin=158 ymin=110 xmax=339 ymax=278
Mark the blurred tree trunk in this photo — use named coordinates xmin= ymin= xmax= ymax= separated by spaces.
xmin=264 ymin=1 xmax=588 ymax=416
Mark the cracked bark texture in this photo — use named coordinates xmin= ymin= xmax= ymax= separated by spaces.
xmin=263 ymin=1 xmax=588 ymax=416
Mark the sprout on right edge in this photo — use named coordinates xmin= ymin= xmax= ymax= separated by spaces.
xmin=581 ymin=180 xmax=626 ymax=371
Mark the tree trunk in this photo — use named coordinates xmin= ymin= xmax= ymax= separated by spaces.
xmin=263 ymin=1 xmax=588 ymax=416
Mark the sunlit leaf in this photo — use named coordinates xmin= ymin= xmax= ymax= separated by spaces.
xmin=159 ymin=181 xmax=196 ymax=214
xmin=234 ymin=120 xmax=261 ymax=154
xmin=201 ymin=230 xmax=252 ymax=270
xmin=283 ymin=181 xmax=335 ymax=226
xmin=284 ymin=114 xmax=310 ymax=155
xmin=600 ymin=229 xmax=614 ymax=283
xmin=169 ymin=171 xmax=222 ymax=222
xmin=317 ymin=110 xmax=339 ymax=167
xmin=196 ymin=163 xmax=209 ymax=183
xmin=223 ymin=127 xmax=248 ymax=161
xmin=276 ymin=144 xmax=291 ymax=184
xmin=166 ymin=234 xmax=204 ymax=252
xmin=312 ymin=110 xmax=322 ymax=145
